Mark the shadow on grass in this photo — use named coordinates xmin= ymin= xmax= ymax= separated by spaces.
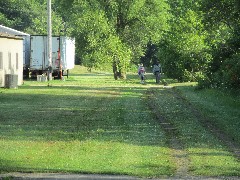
xmin=0 ymin=160 xmax=175 ymax=178
xmin=1 ymin=158 xmax=239 ymax=177
xmin=0 ymin=85 xmax=165 ymax=147
xmin=70 ymin=72 xmax=113 ymax=77
xmin=1 ymin=83 xmax=239 ymax=177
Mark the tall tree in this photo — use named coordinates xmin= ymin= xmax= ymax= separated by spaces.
xmin=0 ymin=0 xmax=64 ymax=35
xmin=199 ymin=0 xmax=240 ymax=88
xmin=157 ymin=0 xmax=210 ymax=81
xmin=59 ymin=0 xmax=170 ymax=79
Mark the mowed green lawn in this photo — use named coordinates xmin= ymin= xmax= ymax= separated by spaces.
xmin=0 ymin=66 xmax=239 ymax=178
xmin=0 ymin=67 xmax=174 ymax=177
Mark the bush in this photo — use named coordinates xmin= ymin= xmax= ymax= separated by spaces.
xmin=196 ymin=72 xmax=212 ymax=89
xmin=182 ymin=69 xmax=196 ymax=82
xmin=220 ymin=53 xmax=240 ymax=89
xmin=198 ymin=52 xmax=240 ymax=90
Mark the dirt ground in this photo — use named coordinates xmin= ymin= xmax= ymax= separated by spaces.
xmin=1 ymin=172 xmax=240 ymax=180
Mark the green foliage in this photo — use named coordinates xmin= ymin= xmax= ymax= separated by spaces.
xmin=197 ymin=0 xmax=240 ymax=89
xmin=0 ymin=0 xmax=64 ymax=35
xmin=59 ymin=0 xmax=170 ymax=78
xmin=153 ymin=0 xmax=240 ymax=90
xmin=213 ymin=53 xmax=240 ymax=89
xmin=140 ymin=42 xmax=158 ymax=67
xmin=195 ymin=73 xmax=211 ymax=89
xmin=157 ymin=1 xmax=210 ymax=82
xmin=0 ymin=0 xmax=32 ymax=31
xmin=1 ymin=0 xmax=240 ymax=89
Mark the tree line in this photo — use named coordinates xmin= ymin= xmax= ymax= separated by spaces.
xmin=1 ymin=0 xmax=239 ymax=89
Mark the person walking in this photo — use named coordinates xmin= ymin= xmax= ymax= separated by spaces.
xmin=138 ymin=63 xmax=145 ymax=84
xmin=152 ymin=61 xmax=162 ymax=84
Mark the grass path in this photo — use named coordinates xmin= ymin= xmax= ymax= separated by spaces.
xmin=145 ymin=87 xmax=239 ymax=177
xmin=0 ymin=66 xmax=239 ymax=178
xmin=170 ymin=88 xmax=240 ymax=160
xmin=146 ymin=88 xmax=190 ymax=178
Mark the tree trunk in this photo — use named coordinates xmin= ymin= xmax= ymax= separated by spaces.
xmin=113 ymin=61 xmax=119 ymax=80
xmin=119 ymin=69 xmax=126 ymax=79
xmin=113 ymin=61 xmax=126 ymax=80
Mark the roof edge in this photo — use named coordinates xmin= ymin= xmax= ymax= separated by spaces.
xmin=0 ymin=32 xmax=23 ymax=40
xmin=0 ymin=24 xmax=30 ymax=36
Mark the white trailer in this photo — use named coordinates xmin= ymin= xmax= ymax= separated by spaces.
xmin=30 ymin=35 xmax=75 ymax=78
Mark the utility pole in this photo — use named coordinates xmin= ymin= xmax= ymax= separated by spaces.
xmin=47 ymin=0 xmax=52 ymax=81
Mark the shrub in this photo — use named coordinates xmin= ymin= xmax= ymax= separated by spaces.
xmin=196 ymin=72 xmax=211 ymax=89
xmin=220 ymin=53 xmax=240 ymax=89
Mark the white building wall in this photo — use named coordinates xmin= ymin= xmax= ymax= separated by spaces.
xmin=0 ymin=25 xmax=30 ymax=70
xmin=0 ymin=36 xmax=23 ymax=87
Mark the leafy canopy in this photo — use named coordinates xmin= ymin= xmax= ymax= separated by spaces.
xmin=59 ymin=0 xmax=170 ymax=73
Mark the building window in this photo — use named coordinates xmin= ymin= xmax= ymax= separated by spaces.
xmin=0 ymin=52 xmax=3 ymax=70
xmin=8 ymin=52 xmax=11 ymax=70
xmin=16 ymin=53 xmax=19 ymax=70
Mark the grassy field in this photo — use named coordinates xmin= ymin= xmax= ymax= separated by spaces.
xmin=0 ymin=65 xmax=239 ymax=178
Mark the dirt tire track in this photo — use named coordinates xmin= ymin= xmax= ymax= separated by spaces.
xmin=146 ymin=88 xmax=190 ymax=178
xmin=170 ymin=87 xmax=240 ymax=160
